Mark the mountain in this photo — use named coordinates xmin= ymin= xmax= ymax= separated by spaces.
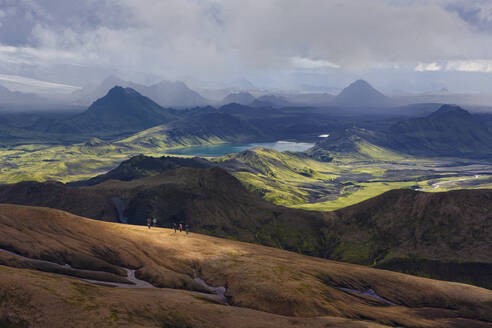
xmin=52 ymin=86 xmax=177 ymax=134
xmin=333 ymin=80 xmax=389 ymax=107
xmin=138 ymin=80 xmax=209 ymax=108
xmin=167 ymin=108 xmax=262 ymax=142
xmin=388 ymin=105 xmax=492 ymax=156
xmin=307 ymin=128 xmax=393 ymax=162
xmin=222 ymin=92 xmax=256 ymax=105
xmin=70 ymin=75 xmax=127 ymax=105
xmin=284 ymin=92 xmax=335 ymax=106
xmin=1 ymin=204 xmax=490 ymax=327
xmin=71 ymin=76 xmax=209 ymax=108
xmin=0 ymin=83 xmax=63 ymax=109
xmin=1 ymin=158 xmax=492 ymax=288
xmin=251 ymin=94 xmax=292 ymax=108
xmin=72 ymin=154 xmax=212 ymax=186
xmin=309 ymin=105 xmax=492 ymax=158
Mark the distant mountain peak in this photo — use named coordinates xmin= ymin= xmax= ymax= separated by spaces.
xmin=105 ymin=85 xmax=138 ymax=97
xmin=432 ymin=104 xmax=465 ymax=114
xmin=351 ymin=79 xmax=372 ymax=87
xmin=222 ymin=92 xmax=256 ymax=105
xmin=388 ymin=104 xmax=492 ymax=157
xmin=427 ymin=104 xmax=474 ymax=120
xmin=334 ymin=79 xmax=388 ymax=107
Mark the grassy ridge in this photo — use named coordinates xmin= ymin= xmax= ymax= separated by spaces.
xmin=0 ymin=133 xmax=226 ymax=184
xmin=217 ymin=143 xmax=492 ymax=211
xmin=2 ymin=133 xmax=492 ymax=211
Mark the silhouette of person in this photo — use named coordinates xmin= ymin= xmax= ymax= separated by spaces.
xmin=173 ymin=223 xmax=177 ymax=233
xmin=179 ymin=223 xmax=183 ymax=232
xmin=147 ymin=217 xmax=151 ymax=229
xmin=153 ymin=217 xmax=157 ymax=227
xmin=185 ymin=224 xmax=189 ymax=235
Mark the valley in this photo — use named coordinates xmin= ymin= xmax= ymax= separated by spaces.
xmin=3 ymin=3 xmax=492 ymax=327
xmin=2 ymin=135 xmax=492 ymax=212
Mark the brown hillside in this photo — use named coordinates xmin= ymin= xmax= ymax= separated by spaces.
xmin=0 ymin=168 xmax=330 ymax=257
xmin=0 ymin=168 xmax=491 ymax=288
xmin=0 ymin=204 xmax=491 ymax=328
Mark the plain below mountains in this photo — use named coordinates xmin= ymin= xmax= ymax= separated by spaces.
xmin=0 ymin=155 xmax=491 ymax=289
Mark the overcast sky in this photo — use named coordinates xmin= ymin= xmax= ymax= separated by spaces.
xmin=2 ymin=0 xmax=492 ymax=94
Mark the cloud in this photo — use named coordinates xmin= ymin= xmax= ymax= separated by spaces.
xmin=446 ymin=60 xmax=492 ymax=72
xmin=2 ymin=0 xmax=492 ymax=91
xmin=415 ymin=62 xmax=443 ymax=72
xmin=291 ymin=57 xmax=340 ymax=69
xmin=0 ymin=73 xmax=80 ymax=92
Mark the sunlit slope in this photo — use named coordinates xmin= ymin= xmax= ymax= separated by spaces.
xmin=0 ymin=204 xmax=491 ymax=328
xmin=1 ymin=167 xmax=491 ymax=288
xmin=216 ymin=147 xmax=485 ymax=211
xmin=0 ymin=130 xmax=224 ymax=184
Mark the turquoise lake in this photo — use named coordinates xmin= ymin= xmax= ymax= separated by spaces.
xmin=166 ymin=141 xmax=315 ymax=157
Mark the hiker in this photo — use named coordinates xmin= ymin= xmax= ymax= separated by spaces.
xmin=147 ymin=217 xmax=152 ymax=229
xmin=185 ymin=224 xmax=189 ymax=235
xmin=153 ymin=217 xmax=157 ymax=227
xmin=173 ymin=223 xmax=177 ymax=233
xmin=179 ymin=223 xmax=183 ymax=232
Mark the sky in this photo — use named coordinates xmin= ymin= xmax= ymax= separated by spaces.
xmin=3 ymin=0 xmax=492 ymax=94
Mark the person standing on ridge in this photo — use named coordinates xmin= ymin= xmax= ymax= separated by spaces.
xmin=179 ymin=222 xmax=183 ymax=232
xmin=153 ymin=217 xmax=157 ymax=227
xmin=173 ymin=223 xmax=177 ymax=233
xmin=147 ymin=217 xmax=152 ymax=229
xmin=185 ymin=224 xmax=189 ymax=235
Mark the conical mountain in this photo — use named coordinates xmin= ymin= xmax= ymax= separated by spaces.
xmin=333 ymin=80 xmax=388 ymax=107
xmin=60 ymin=86 xmax=176 ymax=134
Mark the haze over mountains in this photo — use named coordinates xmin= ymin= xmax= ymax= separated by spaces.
xmin=333 ymin=79 xmax=390 ymax=107
xmin=5 ymin=75 xmax=492 ymax=112
xmin=3 ymin=2 xmax=492 ymax=327
xmin=72 ymin=76 xmax=209 ymax=108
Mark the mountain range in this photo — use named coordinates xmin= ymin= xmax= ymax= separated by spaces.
xmin=72 ymin=76 xmax=210 ymax=108
xmin=0 ymin=83 xmax=69 ymax=110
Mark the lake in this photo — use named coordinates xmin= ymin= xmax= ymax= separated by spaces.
xmin=166 ymin=141 xmax=315 ymax=157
